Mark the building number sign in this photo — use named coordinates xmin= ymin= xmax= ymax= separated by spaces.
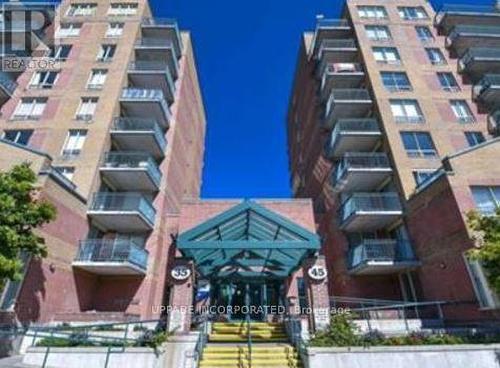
xmin=171 ymin=265 xmax=191 ymax=281
xmin=308 ymin=265 xmax=327 ymax=280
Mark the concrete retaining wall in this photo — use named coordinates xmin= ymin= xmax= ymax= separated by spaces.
xmin=306 ymin=344 xmax=500 ymax=368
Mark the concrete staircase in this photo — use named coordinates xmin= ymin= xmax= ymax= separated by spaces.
xmin=200 ymin=322 xmax=302 ymax=368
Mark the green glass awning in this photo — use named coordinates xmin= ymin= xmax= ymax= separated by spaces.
xmin=177 ymin=200 xmax=321 ymax=279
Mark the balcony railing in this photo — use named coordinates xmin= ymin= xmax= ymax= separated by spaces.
xmin=348 ymin=239 xmax=417 ymax=270
xmin=89 ymin=192 xmax=156 ymax=225
xmin=340 ymin=193 xmax=402 ymax=223
xmin=319 ymin=39 xmax=356 ymax=53
xmin=102 ymin=152 xmax=162 ymax=186
xmin=121 ymin=88 xmax=170 ymax=114
xmin=438 ymin=4 xmax=500 ymax=14
xmin=316 ymin=18 xmax=350 ymax=29
xmin=75 ymin=239 xmax=149 ymax=272
xmin=141 ymin=17 xmax=179 ymax=28
xmin=112 ymin=117 xmax=167 ymax=147
xmin=0 ymin=72 xmax=17 ymax=96
xmin=449 ymin=25 xmax=500 ymax=42
xmin=128 ymin=61 xmax=175 ymax=94
xmin=333 ymin=153 xmax=390 ymax=185
xmin=325 ymin=89 xmax=371 ymax=118
xmin=324 ymin=63 xmax=363 ymax=74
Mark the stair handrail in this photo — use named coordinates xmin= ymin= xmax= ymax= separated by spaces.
xmin=194 ymin=313 xmax=209 ymax=368
xmin=246 ymin=313 xmax=252 ymax=368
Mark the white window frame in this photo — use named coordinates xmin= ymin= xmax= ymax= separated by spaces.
xmin=464 ymin=131 xmax=485 ymax=147
xmin=105 ymin=22 xmax=124 ymax=37
xmin=451 ymin=100 xmax=475 ymax=124
xmin=358 ymin=6 xmax=387 ymax=19
xmin=398 ymin=6 xmax=428 ymax=20
xmin=56 ymin=23 xmax=82 ymax=38
xmin=426 ymin=48 xmax=446 ymax=65
xmin=107 ymin=3 xmax=138 ymax=16
xmin=61 ymin=130 xmax=87 ymax=157
xmin=471 ymin=186 xmax=500 ymax=216
xmin=97 ymin=44 xmax=116 ymax=62
xmin=390 ymin=100 xmax=424 ymax=123
xmin=365 ymin=25 xmax=391 ymax=42
xmin=54 ymin=166 xmax=75 ymax=181
xmin=29 ymin=71 xmax=59 ymax=89
xmin=437 ymin=72 xmax=460 ymax=92
xmin=415 ymin=26 xmax=434 ymax=43
xmin=373 ymin=47 xmax=401 ymax=64
xmin=87 ymin=69 xmax=107 ymax=90
xmin=51 ymin=45 xmax=72 ymax=60
xmin=2 ymin=129 xmax=33 ymax=146
xmin=12 ymin=98 xmax=47 ymax=120
xmin=66 ymin=3 xmax=97 ymax=17
xmin=75 ymin=97 xmax=98 ymax=121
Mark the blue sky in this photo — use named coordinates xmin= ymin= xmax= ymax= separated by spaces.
xmin=149 ymin=0 xmax=490 ymax=199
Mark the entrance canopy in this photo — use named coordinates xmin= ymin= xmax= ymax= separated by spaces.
xmin=177 ymin=200 xmax=321 ymax=279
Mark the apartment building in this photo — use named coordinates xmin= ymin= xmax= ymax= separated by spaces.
xmin=0 ymin=0 xmax=206 ymax=325
xmin=288 ymin=0 xmax=500 ymax=322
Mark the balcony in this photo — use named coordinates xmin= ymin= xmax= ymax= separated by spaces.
xmin=458 ymin=48 xmax=500 ymax=80
xmin=446 ymin=25 xmax=500 ymax=56
xmin=135 ymin=37 xmax=179 ymax=79
xmin=320 ymin=63 xmax=365 ymax=100
xmin=73 ymin=239 xmax=148 ymax=276
xmin=435 ymin=4 xmax=500 ymax=34
xmin=120 ymin=88 xmax=171 ymax=128
xmin=110 ymin=118 xmax=167 ymax=160
xmin=100 ymin=152 xmax=162 ymax=192
xmin=332 ymin=153 xmax=392 ymax=192
xmin=87 ymin=193 xmax=156 ymax=232
xmin=347 ymin=239 xmax=419 ymax=275
xmin=472 ymin=74 xmax=500 ymax=108
xmin=323 ymin=89 xmax=372 ymax=129
xmin=325 ymin=119 xmax=381 ymax=159
xmin=339 ymin=193 xmax=403 ymax=232
xmin=310 ymin=19 xmax=351 ymax=57
xmin=128 ymin=62 xmax=175 ymax=104
xmin=141 ymin=18 xmax=182 ymax=60
xmin=317 ymin=39 xmax=358 ymax=75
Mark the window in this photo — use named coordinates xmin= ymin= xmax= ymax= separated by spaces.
xmin=108 ymin=3 xmax=138 ymax=16
xmin=450 ymin=100 xmax=475 ymax=123
xmin=54 ymin=166 xmax=75 ymax=181
xmin=413 ymin=170 xmax=438 ymax=186
xmin=415 ymin=26 xmax=434 ymax=42
xmin=75 ymin=97 xmax=98 ymax=121
xmin=426 ymin=48 xmax=446 ymax=65
xmin=357 ymin=6 xmax=387 ymax=19
xmin=465 ymin=131 xmax=486 ymax=147
xmin=87 ymin=69 xmax=107 ymax=89
xmin=66 ymin=3 xmax=96 ymax=17
xmin=381 ymin=72 xmax=412 ymax=92
xmin=390 ymin=100 xmax=424 ymax=123
xmin=398 ymin=6 xmax=428 ymax=20
xmin=373 ymin=47 xmax=400 ymax=64
xmin=465 ymin=257 xmax=500 ymax=309
xmin=29 ymin=71 xmax=59 ymax=89
xmin=437 ymin=72 xmax=460 ymax=92
xmin=106 ymin=22 xmax=124 ymax=37
xmin=365 ymin=25 xmax=391 ymax=41
xmin=2 ymin=129 xmax=33 ymax=146
xmin=97 ymin=44 xmax=116 ymax=62
xmin=56 ymin=23 xmax=82 ymax=37
xmin=50 ymin=45 xmax=72 ymax=61
xmin=12 ymin=98 xmax=47 ymax=120
xmin=401 ymin=132 xmax=437 ymax=158
xmin=61 ymin=130 xmax=87 ymax=157
xmin=471 ymin=186 xmax=500 ymax=215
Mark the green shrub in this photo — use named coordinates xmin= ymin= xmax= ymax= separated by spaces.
xmin=309 ymin=313 xmax=362 ymax=347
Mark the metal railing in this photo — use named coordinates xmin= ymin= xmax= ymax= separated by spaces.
xmin=473 ymin=74 xmax=500 ymax=102
xmin=141 ymin=17 xmax=179 ymax=28
xmin=75 ymin=239 xmax=149 ymax=271
xmin=437 ymin=4 xmax=500 ymax=15
xmin=449 ymin=24 xmax=500 ymax=40
xmin=136 ymin=37 xmax=176 ymax=48
xmin=333 ymin=153 xmax=390 ymax=185
xmin=340 ymin=193 xmax=402 ymax=223
xmin=319 ymin=38 xmax=356 ymax=51
xmin=246 ymin=314 xmax=252 ymax=368
xmin=324 ymin=62 xmax=363 ymax=75
xmin=460 ymin=47 xmax=500 ymax=67
xmin=326 ymin=119 xmax=380 ymax=153
xmin=347 ymin=239 xmax=417 ymax=270
xmin=325 ymin=89 xmax=371 ymax=119
xmin=316 ymin=18 xmax=350 ymax=29
xmin=121 ymin=88 xmax=170 ymax=116
xmin=89 ymin=193 xmax=156 ymax=225
xmin=193 ymin=314 xmax=209 ymax=368
xmin=128 ymin=61 xmax=175 ymax=95
xmin=112 ymin=117 xmax=167 ymax=148
xmin=102 ymin=152 xmax=162 ymax=186
xmin=394 ymin=115 xmax=425 ymax=124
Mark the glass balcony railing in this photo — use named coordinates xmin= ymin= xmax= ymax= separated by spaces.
xmin=333 ymin=153 xmax=390 ymax=184
xmin=0 ymin=71 xmax=17 ymax=95
xmin=473 ymin=74 xmax=500 ymax=101
xmin=121 ymin=88 xmax=170 ymax=115
xmin=316 ymin=18 xmax=350 ymax=29
xmin=75 ymin=239 xmax=149 ymax=271
xmin=102 ymin=152 xmax=162 ymax=186
xmin=340 ymin=193 xmax=402 ymax=223
xmin=449 ymin=25 xmax=500 ymax=39
xmin=348 ymin=239 xmax=417 ymax=270
xmin=438 ymin=4 xmax=500 ymax=15
xmin=325 ymin=89 xmax=371 ymax=117
xmin=112 ymin=117 xmax=167 ymax=148
xmin=128 ymin=61 xmax=175 ymax=93
xmin=89 ymin=192 xmax=156 ymax=225
xmin=319 ymin=39 xmax=357 ymax=51
xmin=141 ymin=17 xmax=179 ymax=28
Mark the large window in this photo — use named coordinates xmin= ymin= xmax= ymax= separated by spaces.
xmin=415 ymin=26 xmax=434 ymax=43
xmin=373 ymin=47 xmax=401 ymax=64
xmin=29 ymin=71 xmax=59 ymax=89
xmin=390 ymin=100 xmax=424 ymax=123
xmin=465 ymin=131 xmax=485 ymax=147
xmin=357 ymin=6 xmax=388 ymax=19
xmin=56 ymin=23 xmax=82 ymax=38
xmin=108 ymin=3 xmax=138 ymax=16
xmin=106 ymin=22 xmax=124 ymax=37
xmin=450 ymin=100 xmax=475 ymax=123
xmin=425 ymin=48 xmax=446 ymax=65
xmin=66 ymin=3 xmax=96 ymax=17
xmin=75 ymin=97 xmax=98 ymax=121
xmin=13 ymin=98 xmax=47 ymax=120
xmin=398 ymin=6 xmax=428 ymax=20
xmin=50 ymin=45 xmax=72 ymax=61
xmin=381 ymin=72 xmax=412 ymax=92
xmin=87 ymin=69 xmax=107 ymax=90
xmin=471 ymin=186 xmax=500 ymax=215
xmin=400 ymin=131 xmax=437 ymax=158
xmin=61 ymin=130 xmax=87 ymax=157
xmin=437 ymin=72 xmax=460 ymax=92
xmin=365 ymin=25 xmax=391 ymax=41
xmin=97 ymin=44 xmax=116 ymax=62
xmin=2 ymin=129 xmax=33 ymax=146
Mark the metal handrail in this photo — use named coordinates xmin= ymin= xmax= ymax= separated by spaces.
xmin=347 ymin=239 xmax=417 ymax=269
xmin=340 ymin=192 xmax=402 ymax=220
xmin=194 ymin=314 xmax=209 ymax=368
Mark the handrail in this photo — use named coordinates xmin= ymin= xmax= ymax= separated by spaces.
xmin=246 ymin=313 xmax=252 ymax=368
xmin=194 ymin=314 xmax=209 ymax=368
